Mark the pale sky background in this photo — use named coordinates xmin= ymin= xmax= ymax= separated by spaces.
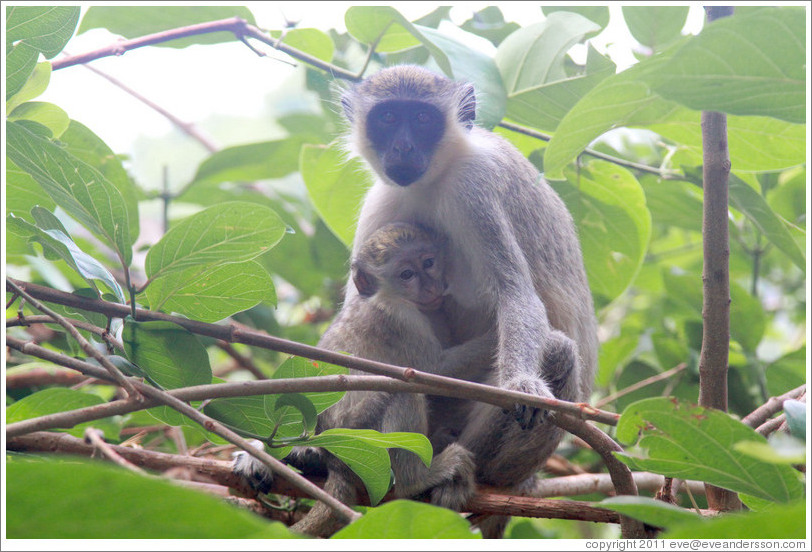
xmin=38 ymin=2 xmax=706 ymax=155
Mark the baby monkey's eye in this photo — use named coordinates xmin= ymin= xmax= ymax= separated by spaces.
xmin=380 ymin=111 xmax=396 ymax=124
xmin=422 ymin=258 xmax=434 ymax=269
xmin=400 ymin=269 xmax=415 ymax=280
xmin=416 ymin=111 xmax=431 ymax=124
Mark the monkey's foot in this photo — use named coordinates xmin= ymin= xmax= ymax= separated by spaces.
xmin=502 ymin=376 xmax=556 ymax=430
xmin=232 ymin=439 xmax=274 ymax=494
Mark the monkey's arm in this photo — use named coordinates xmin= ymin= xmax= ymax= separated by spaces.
xmin=437 ymin=331 xmax=496 ymax=381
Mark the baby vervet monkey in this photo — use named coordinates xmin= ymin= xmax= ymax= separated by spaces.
xmin=235 ymin=222 xmax=494 ymax=537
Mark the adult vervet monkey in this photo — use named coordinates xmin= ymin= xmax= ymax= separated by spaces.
xmin=341 ymin=65 xmax=598 ymax=534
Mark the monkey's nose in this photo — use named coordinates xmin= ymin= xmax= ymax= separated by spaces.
xmin=393 ymin=140 xmax=413 ymax=153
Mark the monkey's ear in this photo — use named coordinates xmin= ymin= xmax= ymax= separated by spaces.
xmin=352 ymin=262 xmax=378 ymax=297
xmin=459 ymin=84 xmax=476 ymax=129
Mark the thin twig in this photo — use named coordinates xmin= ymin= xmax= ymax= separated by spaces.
xmin=84 ymin=428 xmax=148 ymax=475
xmin=755 ymin=414 xmax=786 ymax=437
xmin=8 ymin=314 xmax=124 ymax=351
xmin=6 ymin=279 xmax=140 ymax=399
xmin=497 ymin=121 xmax=680 ymax=179
xmin=596 ymin=363 xmax=687 ymax=408
xmin=7 ymin=279 xmax=621 ymax=427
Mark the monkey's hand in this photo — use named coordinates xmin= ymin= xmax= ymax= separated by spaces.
xmin=232 ymin=439 xmax=274 ymax=493
xmin=502 ymin=376 xmax=555 ymax=430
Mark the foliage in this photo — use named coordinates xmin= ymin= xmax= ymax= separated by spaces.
xmin=4 ymin=4 xmax=807 ymax=540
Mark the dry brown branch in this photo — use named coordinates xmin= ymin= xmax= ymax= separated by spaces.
xmin=6 ymin=279 xmax=620 ymax=427
xmin=741 ymin=385 xmax=806 ymax=428
xmin=6 ymin=279 xmax=138 ymax=398
xmin=84 ymin=428 xmax=147 ymax=475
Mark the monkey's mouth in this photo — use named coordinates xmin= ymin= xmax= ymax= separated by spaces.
xmin=385 ymin=164 xmax=425 ymax=187
xmin=417 ymin=296 xmax=444 ymax=312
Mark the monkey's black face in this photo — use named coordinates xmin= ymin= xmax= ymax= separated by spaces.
xmin=366 ymin=100 xmax=445 ymax=186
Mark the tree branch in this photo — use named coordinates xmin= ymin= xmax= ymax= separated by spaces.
xmin=741 ymin=385 xmax=806 ymax=428
xmin=6 ymin=279 xmax=620 ymax=427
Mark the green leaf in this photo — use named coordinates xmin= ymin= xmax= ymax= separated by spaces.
xmin=728 ymin=175 xmax=805 ymax=270
xmin=615 ymin=398 xmax=804 ymax=503
xmin=6 ymin=459 xmax=298 ymax=538
xmin=596 ymin=496 xmax=700 ymax=529
xmin=301 ymin=143 xmax=372 ymax=247
xmin=144 ymin=202 xmax=286 ymax=282
xmin=307 ymin=429 xmax=433 ymax=506
xmin=647 ymin=7 xmax=806 ymax=123
xmin=542 ymin=6 xmax=609 ymax=30
xmin=271 ymin=28 xmax=334 ymax=62
xmin=145 ymin=260 xmax=276 ymax=322
xmin=6 ymin=120 xmax=133 ymax=266
xmin=5 ymin=41 xmax=39 ymax=100
xmin=6 ymin=62 xmax=51 ymax=112
xmin=203 ymin=395 xmax=275 ymax=440
xmin=734 ymin=434 xmax=806 ymax=465
xmin=5 ymin=5 xmax=79 ymax=58
xmin=663 ymin=500 xmax=806 ymax=539
xmin=416 ymin=25 xmax=507 ymax=129
xmin=333 ymin=500 xmax=480 ymax=539
xmin=272 ymin=393 xmax=318 ymax=437
xmin=459 ymin=7 xmax=520 ymax=47
xmin=496 ymin=12 xmax=600 ymax=94
xmin=186 ymin=136 xmax=316 ymax=189
xmin=122 ymin=320 xmax=212 ymax=390
xmin=345 ymin=6 xmax=422 ymax=53
xmin=766 ymin=347 xmax=806 ymax=397
xmin=60 ymin=120 xmax=141 ymax=244
xmin=6 ymin=210 xmax=126 ymax=302
xmin=78 ymin=6 xmax=256 ymax=48
xmin=552 ymin=161 xmax=651 ymax=305
xmin=6 ymin=388 xmax=113 ymax=439
xmin=8 ymin=101 xmax=69 ymax=138
xmin=621 ymin=6 xmax=689 ymax=50
xmin=272 ymin=357 xmax=348 ymax=420
xmin=728 ymin=282 xmax=765 ymax=352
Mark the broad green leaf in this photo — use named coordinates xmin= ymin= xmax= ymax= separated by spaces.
xmin=459 ymin=7 xmax=520 ymax=47
xmin=663 ymin=500 xmax=805 ymax=539
xmin=503 ymin=44 xmax=615 ymax=132
xmin=6 ymin=61 xmax=51 ymax=112
xmin=596 ymin=496 xmax=700 ymax=529
xmin=345 ymin=7 xmax=452 ymax=75
xmin=203 ymin=395 xmax=275 ymax=439
xmin=552 ymin=161 xmax=651 ymax=305
xmin=734 ymin=434 xmax=806 ymax=465
xmin=6 ymin=388 xmax=113 ymax=439
xmin=542 ymin=6 xmax=609 ymax=30
xmin=6 ymin=211 xmax=125 ymax=302
xmin=272 ymin=393 xmax=318 ymax=437
xmin=416 ymin=25 xmax=507 ymax=129
xmin=60 ymin=120 xmax=141 ymax=244
xmin=145 ymin=260 xmax=276 ymax=322
xmin=309 ymin=428 xmax=433 ymax=468
xmin=272 ymin=357 xmax=348 ymax=418
xmin=621 ymin=6 xmax=689 ymax=50
xmin=144 ymin=202 xmax=286 ymax=282
xmin=728 ymin=175 xmax=805 ymax=270
xmin=186 ymin=136 xmax=316 ymax=189
xmin=301 ymin=143 xmax=372 ymax=247
xmin=5 ymin=6 xmax=79 ymax=58
xmin=5 ymin=41 xmax=39 ymax=100
xmin=543 ymin=52 xmax=676 ymax=179
xmin=271 ymin=28 xmax=334 ymax=62
xmin=616 ymin=398 xmax=804 ymax=503
xmin=644 ymin=108 xmax=806 ymax=174
xmin=6 ymin=120 xmax=133 ymax=266
xmin=78 ymin=6 xmax=256 ymax=48
xmin=496 ymin=12 xmax=600 ymax=94
xmin=646 ymin=7 xmax=806 ymax=124
xmin=122 ymin=320 xmax=211 ymax=390
xmin=333 ymin=500 xmax=480 ymax=538
xmin=345 ymin=6 xmax=422 ymax=53
xmin=6 ymin=459 xmax=298 ymax=538
xmin=640 ymin=178 xmax=703 ymax=232
xmin=8 ymin=101 xmax=69 ymax=138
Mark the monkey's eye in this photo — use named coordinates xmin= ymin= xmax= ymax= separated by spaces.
xmin=400 ymin=269 xmax=415 ymax=281
xmin=380 ymin=111 xmax=396 ymax=124
xmin=422 ymin=258 xmax=434 ymax=270
xmin=416 ymin=111 xmax=432 ymax=124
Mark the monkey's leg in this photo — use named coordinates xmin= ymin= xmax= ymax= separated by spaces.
xmin=290 ymin=462 xmax=361 ymax=538
xmin=384 ymin=393 xmax=476 ymax=511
